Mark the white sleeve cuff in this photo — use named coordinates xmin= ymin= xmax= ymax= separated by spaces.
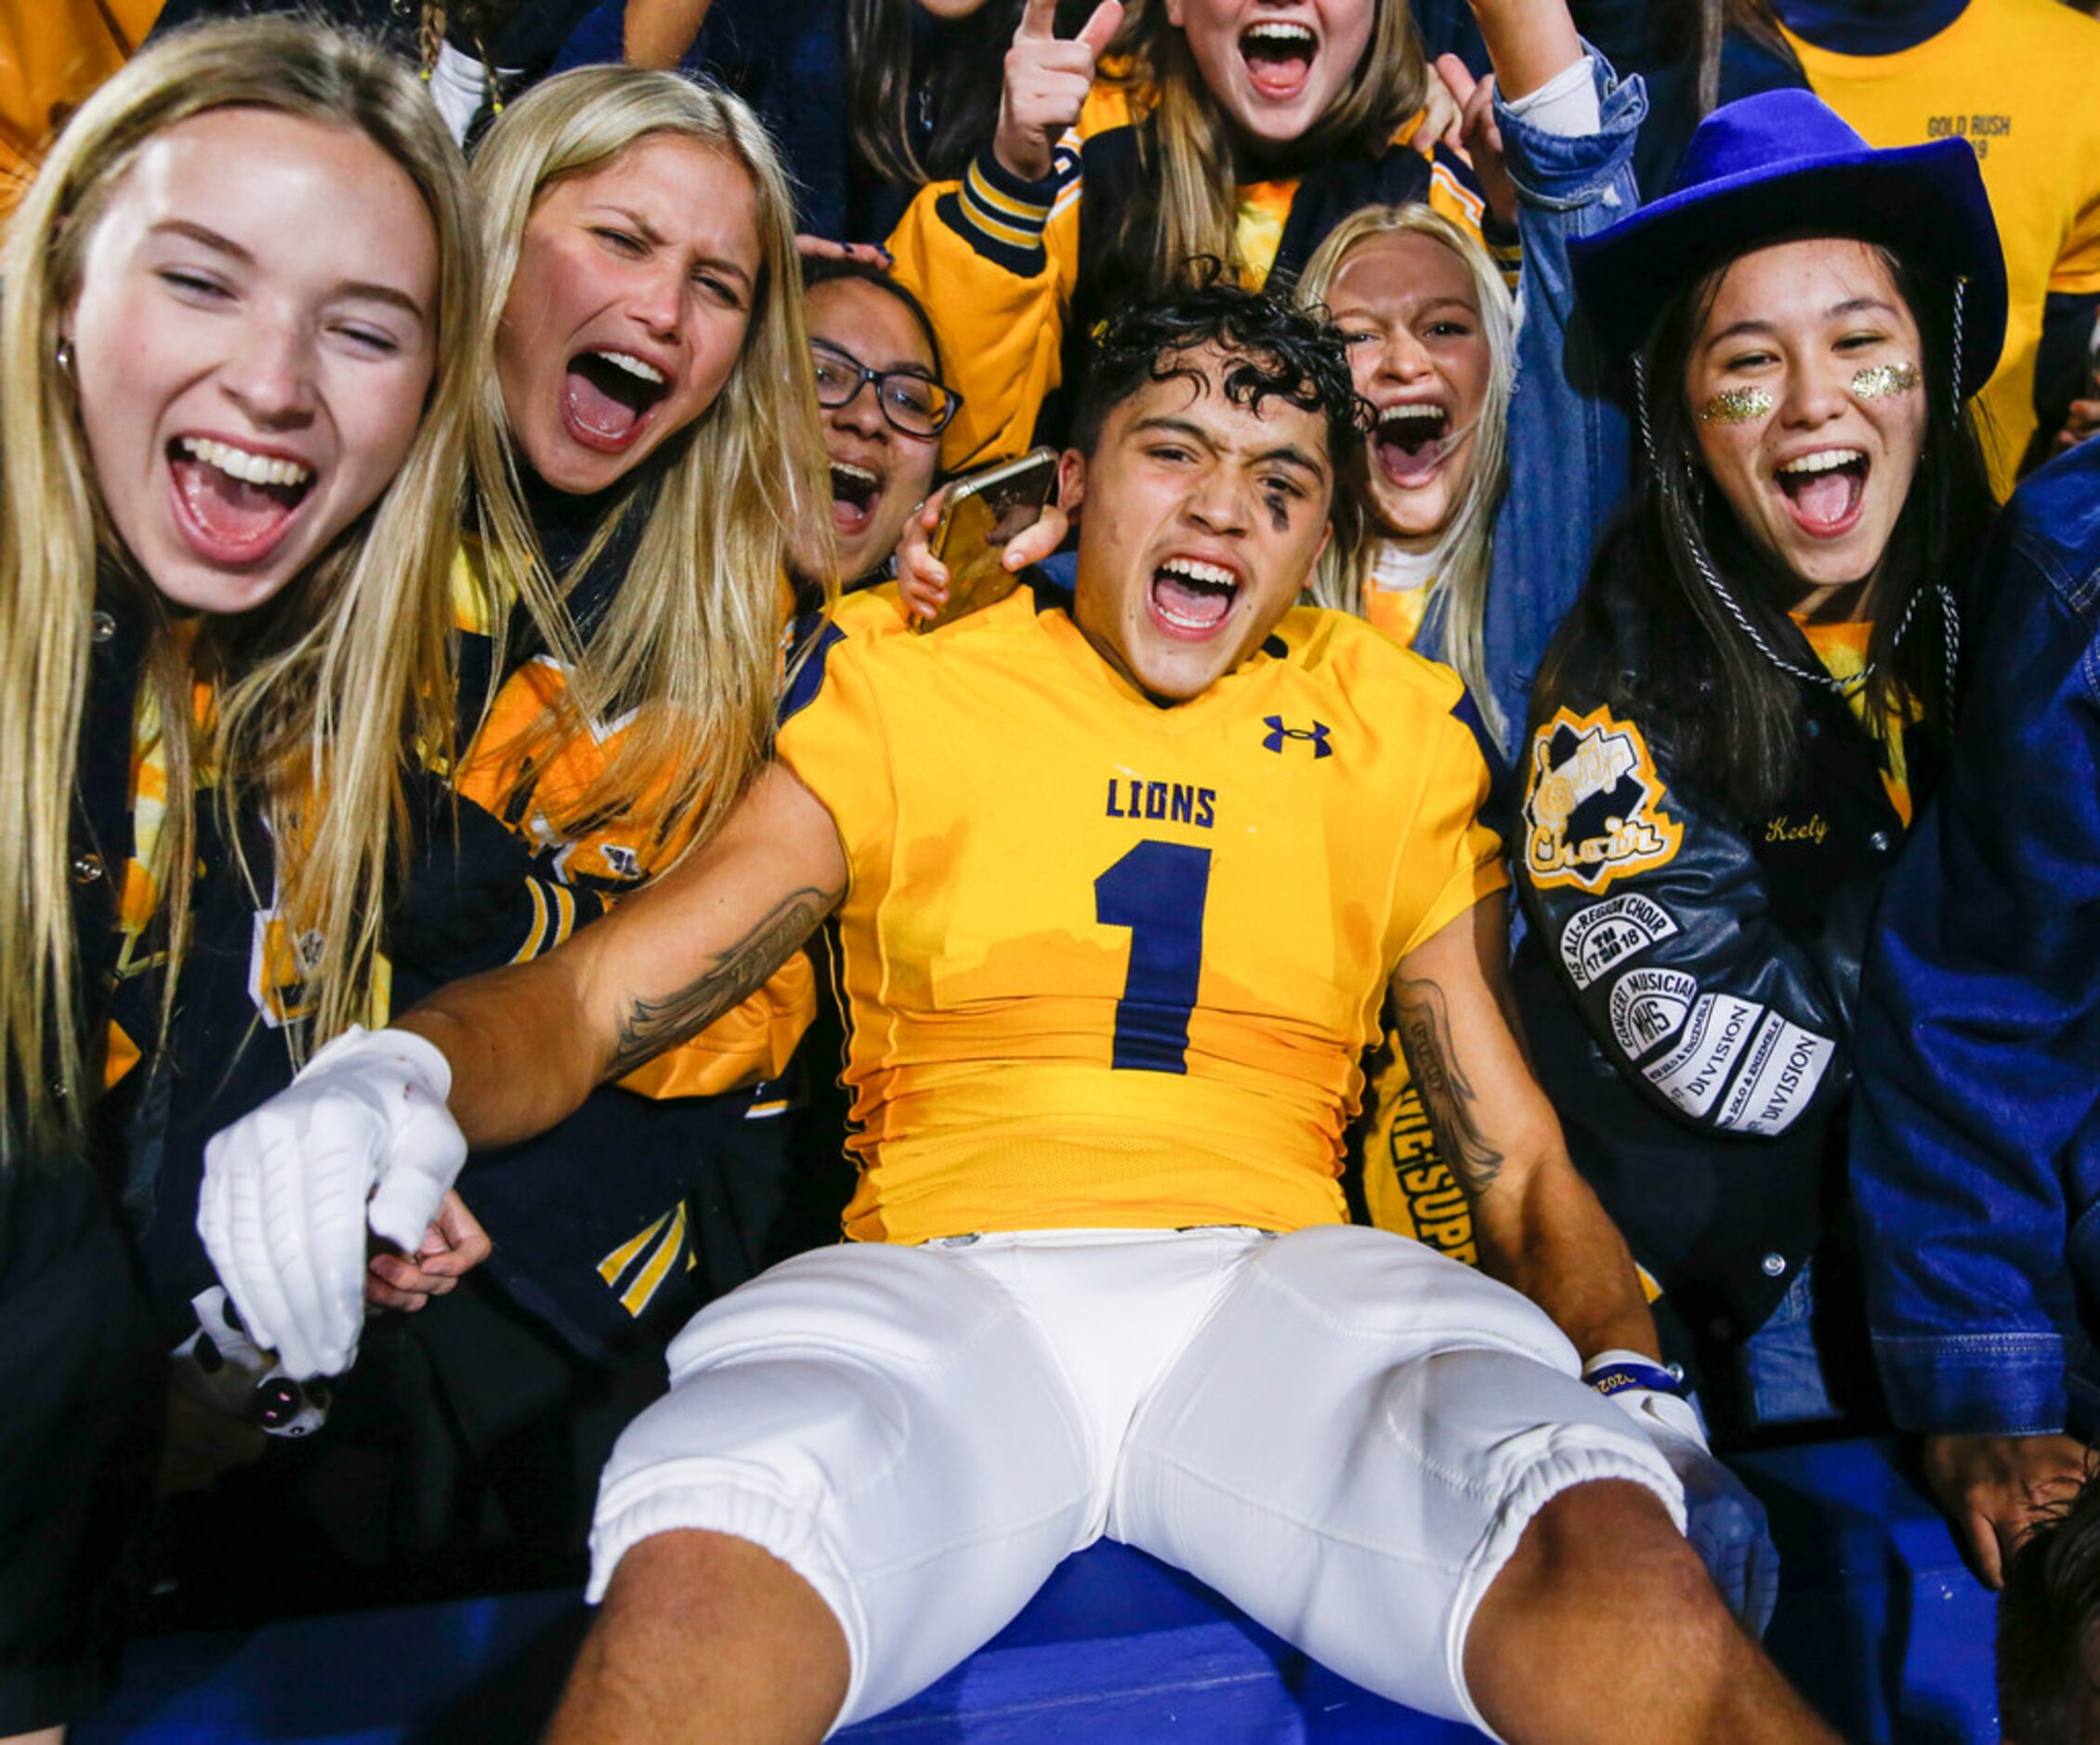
xmin=1500 ymin=53 xmax=1602 ymax=138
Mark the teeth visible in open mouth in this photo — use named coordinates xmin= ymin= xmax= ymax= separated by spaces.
xmin=592 ymin=350 xmax=666 ymax=386
xmin=1776 ymin=448 xmax=1865 ymax=477
xmin=1244 ymin=20 xmax=1315 ymax=43
xmin=832 ymin=461 xmax=877 ymax=488
xmin=1158 ymin=558 xmax=1237 ymax=588
xmin=177 ymin=437 xmax=310 ymax=488
xmin=1378 ymin=403 xmax=1447 ymax=429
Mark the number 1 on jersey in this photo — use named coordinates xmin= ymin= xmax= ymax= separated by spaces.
xmin=1095 ymin=841 xmax=1212 ymax=1072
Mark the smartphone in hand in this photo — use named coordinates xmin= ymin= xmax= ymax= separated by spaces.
xmin=915 ymin=447 xmax=1059 ymax=634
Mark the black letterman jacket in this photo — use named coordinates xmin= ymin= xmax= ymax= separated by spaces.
xmin=1506 ymin=585 xmax=1936 ymax=1354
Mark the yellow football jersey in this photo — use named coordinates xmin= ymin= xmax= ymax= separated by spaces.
xmin=776 ymin=584 xmax=1507 ymax=1244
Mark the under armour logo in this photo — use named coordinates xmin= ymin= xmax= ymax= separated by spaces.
xmin=1263 ymin=716 xmax=1332 ymax=758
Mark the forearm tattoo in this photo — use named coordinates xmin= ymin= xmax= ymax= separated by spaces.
xmin=1392 ymin=977 xmax=1505 ymax=1197
xmin=606 ymin=884 xmax=838 ymax=1080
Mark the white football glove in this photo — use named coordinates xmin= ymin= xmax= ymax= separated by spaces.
xmin=198 ymin=1025 xmax=465 ymax=1381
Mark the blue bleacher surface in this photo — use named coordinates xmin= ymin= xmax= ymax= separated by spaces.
xmin=76 ymin=1437 xmax=1998 ymax=1743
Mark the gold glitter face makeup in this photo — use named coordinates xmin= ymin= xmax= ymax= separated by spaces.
xmin=1685 ymin=240 xmax=1929 ymax=596
xmin=1850 ymin=361 xmax=1921 ymax=401
xmin=1696 ymin=386 xmax=1773 ymax=425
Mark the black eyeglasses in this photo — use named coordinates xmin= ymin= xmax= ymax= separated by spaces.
xmin=810 ymin=341 xmax=962 ymax=438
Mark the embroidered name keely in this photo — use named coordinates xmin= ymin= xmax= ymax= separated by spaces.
xmin=1764 ymin=813 xmax=1829 ymax=846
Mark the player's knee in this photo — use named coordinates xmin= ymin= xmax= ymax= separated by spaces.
xmin=559 ymin=1529 xmax=847 ymax=1744
xmin=593 ymin=1527 xmax=847 ymax=1684
xmin=597 ymin=1528 xmax=755 ymax=1623
xmin=1498 ymin=1478 xmax=1715 ymax=1625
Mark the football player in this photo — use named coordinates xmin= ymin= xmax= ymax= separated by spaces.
xmin=199 ymin=283 xmax=1830 ymax=1742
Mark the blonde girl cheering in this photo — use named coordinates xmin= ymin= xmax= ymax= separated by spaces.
xmin=376 ymin=69 xmax=836 ymax=1374
xmin=0 ymin=20 xmax=478 ymax=1734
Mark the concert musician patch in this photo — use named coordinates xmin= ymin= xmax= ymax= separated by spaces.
xmin=1524 ymin=706 xmax=1685 ymax=894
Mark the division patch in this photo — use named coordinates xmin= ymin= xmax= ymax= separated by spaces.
xmin=1524 ymin=706 xmax=1685 ymax=894
xmin=1639 ymin=992 xmax=1765 ymax=1119
xmin=1560 ymin=893 xmax=1681 ymax=990
xmin=1608 ymin=967 xmax=1700 ymax=1058
xmin=1713 ymin=1013 xmax=1835 ymax=1135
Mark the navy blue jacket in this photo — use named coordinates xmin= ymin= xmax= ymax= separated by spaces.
xmin=1852 ymin=435 xmax=2100 ymax=1438
xmin=1513 ymin=577 xmax=1928 ymax=1375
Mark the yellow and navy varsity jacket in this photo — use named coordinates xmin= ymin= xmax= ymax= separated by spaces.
xmin=377 ymin=536 xmax=818 ymax=1358
xmin=888 ymin=82 xmax=1507 ymax=467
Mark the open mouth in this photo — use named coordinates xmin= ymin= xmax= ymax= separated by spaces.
xmin=167 ymin=436 xmax=314 ymax=563
xmin=1775 ymin=448 xmax=1868 ymax=537
xmin=1239 ymin=20 xmax=1317 ymax=100
xmin=1150 ymin=556 xmax=1240 ymax=636
xmin=830 ymin=460 xmax=883 ymax=533
xmin=561 ymin=348 xmax=670 ymax=451
xmin=1372 ymin=402 xmax=1455 ymax=489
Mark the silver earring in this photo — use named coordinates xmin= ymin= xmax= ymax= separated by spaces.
xmin=55 ymin=336 xmax=73 ymax=376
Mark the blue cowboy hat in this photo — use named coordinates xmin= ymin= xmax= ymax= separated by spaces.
xmin=1569 ymin=88 xmax=2007 ymax=399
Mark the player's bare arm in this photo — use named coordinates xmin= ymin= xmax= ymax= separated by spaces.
xmin=402 ymin=762 xmax=847 ymax=1149
xmin=198 ymin=760 xmax=847 ymax=1379
xmin=1391 ymin=896 xmax=1660 ymax=1363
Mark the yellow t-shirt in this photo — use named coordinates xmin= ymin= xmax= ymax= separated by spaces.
xmin=1345 ymin=541 xmax=1476 ymax=1256
xmin=1782 ymin=0 xmax=2100 ymax=490
xmin=1358 ymin=542 xmax=1440 ymax=651
xmin=1794 ymin=615 xmax=1914 ymax=824
xmin=776 ymin=585 xmax=1507 ymax=1244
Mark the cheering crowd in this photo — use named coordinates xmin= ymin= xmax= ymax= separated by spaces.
xmin=6 ymin=0 xmax=2100 ymax=1738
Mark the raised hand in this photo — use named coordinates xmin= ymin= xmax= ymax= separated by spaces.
xmin=1434 ymin=55 xmax=1515 ymax=228
xmin=993 ymin=0 xmax=1123 ymax=184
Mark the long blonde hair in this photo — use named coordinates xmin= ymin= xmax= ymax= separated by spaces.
xmin=0 ymin=19 xmax=480 ymax=1165
xmin=1110 ymin=0 xmax=1429 ymax=291
xmin=467 ymin=68 xmax=833 ymax=862
xmin=1294 ymin=203 xmax=1516 ymax=740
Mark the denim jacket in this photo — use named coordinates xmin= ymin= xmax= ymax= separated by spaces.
xmin=1421 ymin=49 xmax=1646 ymax=756
xmin=1852 ymin=434 xmax=2100 ymax=1437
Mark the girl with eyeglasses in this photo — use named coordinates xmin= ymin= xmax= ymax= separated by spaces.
xmin=805 ymin=257 xmax=962 ymax=588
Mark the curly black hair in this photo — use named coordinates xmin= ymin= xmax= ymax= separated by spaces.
xmin=2001 ymin=1469 xmax=2100 ymax=1743
xmin=1070 ymin=272 xmax=1368 ymax=476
